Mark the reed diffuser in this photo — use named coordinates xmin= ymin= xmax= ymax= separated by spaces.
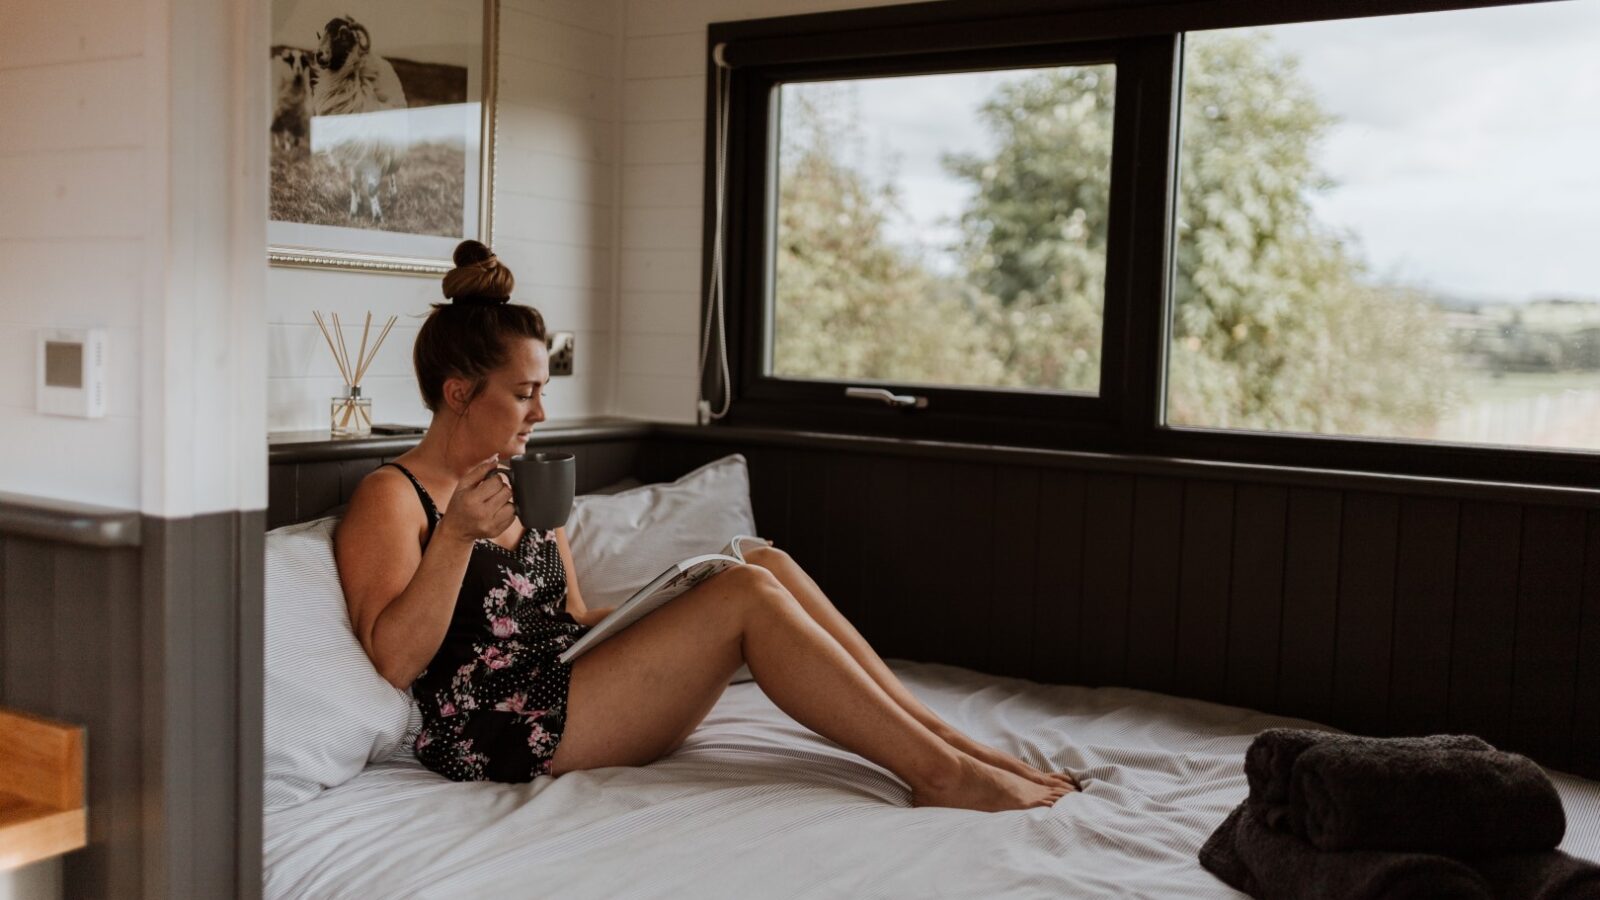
xmin=315 ymin=310 xmax=397 ymax=437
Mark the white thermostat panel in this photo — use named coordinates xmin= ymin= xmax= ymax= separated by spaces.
xmin=37 ymin=327 xmax=107 ymax=418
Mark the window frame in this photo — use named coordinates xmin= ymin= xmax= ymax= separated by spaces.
xmin=705 ymin=0 xmax=1600 ymax=487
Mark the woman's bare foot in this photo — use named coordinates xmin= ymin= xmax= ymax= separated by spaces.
xmin=911 ymin=754 xmax=1070 ymax=812
xmin=935 ymin=726 xmax=1079 ymax=790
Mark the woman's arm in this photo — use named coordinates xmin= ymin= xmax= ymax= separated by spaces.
xmin=336 ymin=458 xmax=510 ymax=689
xmin=556 ymin=527 xmax=612 ymax=627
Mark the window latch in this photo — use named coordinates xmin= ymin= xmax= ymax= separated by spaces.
xmin=845 ymin=386 xmax=928 ymax=410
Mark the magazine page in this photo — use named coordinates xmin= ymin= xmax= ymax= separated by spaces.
xmin=719 ymin=534 xmax=770 ymax=561
xmin=557 ymin=554 xmax=740 ymax=663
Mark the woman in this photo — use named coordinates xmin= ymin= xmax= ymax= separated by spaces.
xmin=335 ymin=240 xmax=1078 ymax=810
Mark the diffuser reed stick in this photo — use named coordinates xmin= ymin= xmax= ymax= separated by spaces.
xmin=315 ymin=310 xmax=398 ymax=435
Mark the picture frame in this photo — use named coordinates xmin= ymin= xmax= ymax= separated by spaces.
xmin=268 ymin=0 xmax=497 ymax=275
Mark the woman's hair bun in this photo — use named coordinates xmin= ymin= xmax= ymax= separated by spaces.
xmin=443 ymin=239 xmax=513 ymax=304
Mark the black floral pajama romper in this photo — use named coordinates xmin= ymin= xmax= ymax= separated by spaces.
xmin=386 ymin=462 xmax=589 ymax=782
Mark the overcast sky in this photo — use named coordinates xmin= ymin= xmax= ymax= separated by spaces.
xmin=781 ymin=0 xmax=1600 ymax=304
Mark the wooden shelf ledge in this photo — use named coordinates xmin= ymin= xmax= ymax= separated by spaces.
xmin=0 ymin=709 xmax=85 ymax=872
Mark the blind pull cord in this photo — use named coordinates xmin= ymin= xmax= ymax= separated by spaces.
xmin=697 ymin=43 xmax=734 ymax=424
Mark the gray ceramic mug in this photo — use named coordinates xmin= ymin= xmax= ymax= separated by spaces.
xmin=501 ymin=451 xmax=575 ymax=531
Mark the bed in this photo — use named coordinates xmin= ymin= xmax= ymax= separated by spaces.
xmin=264 ymin=660 xmax=1600 ymax=899
xmin=263 ymin=443 xmax=1600 ymax=898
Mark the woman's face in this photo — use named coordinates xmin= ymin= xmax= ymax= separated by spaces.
xmin=458 ymin=337 xmax=550 ymax=460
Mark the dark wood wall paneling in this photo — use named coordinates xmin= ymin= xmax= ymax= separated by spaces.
xmin=641 ymin=432 xmax=1600 ymax=780
xmin=0 ymin=507 xmax=259 ymax=900
xmin=1 ymin=537 xmax=144 ymax=893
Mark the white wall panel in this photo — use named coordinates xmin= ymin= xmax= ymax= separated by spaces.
xmin=625 ymin=33 xmax=706 ymax=78
xmin=622 ymin=118 xmax=703 ymax=164
xmin=621 ymin=289 xmax=701 ymax=336
xmin=0 ymin=57 xmax=144 ymax=154
xmin=503 ymin=0 xmax=617 ymax=35
xmin=623 ymin=75 xmax=705 ymax=122
xmin=620 ymin=248 xmax=701 ymax=295
xmin=0 ymin=149 xmax=146 ymax=240
xmin=2 ymin=0 xmax=143 ymax=69
xmin=0 ymin=0 xmax=153 ymax=509
xmin=622 ymin=162 xmax=703 ymax=209
xmin=0 ymin=239 xmax=144 ymax=330
xmin=498 ymin=148 xmax=614 ymax=205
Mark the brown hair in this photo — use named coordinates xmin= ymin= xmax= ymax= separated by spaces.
xmin=414 ymin=240 xmax=548 ymax=413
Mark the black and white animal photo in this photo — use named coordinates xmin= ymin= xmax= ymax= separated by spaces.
xmin=270 ymin=6 xmax=472 ymax=238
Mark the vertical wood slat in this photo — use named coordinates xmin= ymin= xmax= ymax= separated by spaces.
xmin=947 ymin=463 xmax=996 ymax=674
xmin=1388 ymin=497 xmax=1459 ymax=736
xmin=899 ymin=460 xmax=984 ymax=667
xmin=821 ymin=454 xmax=875 ymax=624
xmin=2 ymin=540 xmax=54 ymax=711
xmin=1510 ymin=505 xmax=1586 ymax=768
xmin=1448 ymin=502 xmax=1522 ymax=749
xmin=1225 ymin=485 xmax=1288 ymax=713
xmin=743 ymin=447 xmax=791 ymax=550
xmin=990 ymin=467 xmax=1041 ymax=680
xmin=784 ymin=453 xmax=829 ymax=586
xmin=1176 ymin=481 xmax=1233 ymax=703
xmin=1575 ymin=511 xmax=1600 ymax=775
xmin=1032 ymin=470 xmax=1085 ymax=685
xmin=105 ymin=548 xmax=144 ymax=894
xmin=1277 ymin=488 xmax=1341 ymax=723
xmin=1126 ymin=476 xmax=1183 ymax=694
xmin=1080 ymin=474 xmax=1134 ymax=686
xmin=861 ymin=456 xmax=910 ymax=658
xmin=1333 ymin=493 xmax=1398 ymax=736
xmin=266 ymin=465 xmax=297 ymax=530
xmin=297 ymin=462 xmax=341 ymax=523
xmin=55 ymin=546 xmax=110 ymax=890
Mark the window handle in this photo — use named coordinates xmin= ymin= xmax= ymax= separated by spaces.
xmin=845 ymin=386 xmax=929 ymax=409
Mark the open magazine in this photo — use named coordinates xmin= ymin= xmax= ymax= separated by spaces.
xmin=557 ymin=534 xmax=769 ymax=664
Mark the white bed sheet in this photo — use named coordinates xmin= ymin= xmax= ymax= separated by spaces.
xmin=265 ymin=662 xmax=1600 ymax=899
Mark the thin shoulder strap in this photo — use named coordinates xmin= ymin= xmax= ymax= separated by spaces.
xmin=382 ymin=462 xmax=440 ymax=537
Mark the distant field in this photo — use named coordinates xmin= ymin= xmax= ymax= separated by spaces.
xmin=271 ymin=141 xmax=465 ymax=237
xmin=1461 ymin=370 xmax=1600 ymax=404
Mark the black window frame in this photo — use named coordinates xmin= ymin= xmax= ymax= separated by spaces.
xmin=704 ymin=0 xmax=1600 ymax=487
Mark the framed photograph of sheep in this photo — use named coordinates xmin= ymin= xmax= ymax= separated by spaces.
xmin=267 ymin=0 xmax=497 ymax=275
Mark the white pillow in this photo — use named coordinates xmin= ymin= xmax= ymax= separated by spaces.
xmin=568 ymin=453 xmax=758 ymax=609
xmin=568 ymin=454 xmax=759 ymax=683
xmin=264 ymin=516 xmax=419 ymax=812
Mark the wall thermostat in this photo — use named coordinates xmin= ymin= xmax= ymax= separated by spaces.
xmin=37 ymin=327 xmax=107 ymax=418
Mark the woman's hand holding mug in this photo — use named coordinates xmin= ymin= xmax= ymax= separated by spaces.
xmin=437 ymin=456 xmax=516 ymax=544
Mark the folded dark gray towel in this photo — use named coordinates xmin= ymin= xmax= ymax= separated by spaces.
xmin=1245 ymin=729 xmax=1492 ymax=806
xmin=1473 ymin=850 xmax=1600 ymax=900
xmin=1199 ymin=805 xmax=1261 ymax=897
xmin=1291 ymin=742 xmax=1565 ymax=854
xmin=1200 ymin=801 xmax=1493 ymax=900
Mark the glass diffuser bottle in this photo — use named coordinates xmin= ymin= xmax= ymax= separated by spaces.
xmin=331 ymin=385 xmax=372 ymax=437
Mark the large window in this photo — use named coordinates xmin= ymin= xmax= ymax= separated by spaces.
xmin=712 ymin=0 xmax=1600 ymax=485
xmin=771 ymin=66 xmax=1116 ymax=396
xmin=1169 ymin=3 xmax=1600 ymax=451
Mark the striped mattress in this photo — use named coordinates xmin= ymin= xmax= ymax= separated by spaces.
xmin=264 ymin=661 xmax=1600 ymax=899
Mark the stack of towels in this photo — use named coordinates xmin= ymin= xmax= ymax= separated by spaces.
xmin=1200 ymin=729 xmax=1600 ymax=899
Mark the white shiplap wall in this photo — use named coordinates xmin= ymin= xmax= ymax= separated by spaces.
xmin=615 ymin=0 xmax=936 ymax=422
xmin=266 ymin=0 xmax=622 ymax=431
xmin=2 ymin=0 xmax=268 ymax=517
xmin=0 ymin=1 xmax=151 ymax=510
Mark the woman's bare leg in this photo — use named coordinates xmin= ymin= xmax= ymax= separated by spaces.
xmin=550 ymin=564 xmax=1067 ymax=812
xmin=742 ymin=545 xmax=1077 ymax=789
